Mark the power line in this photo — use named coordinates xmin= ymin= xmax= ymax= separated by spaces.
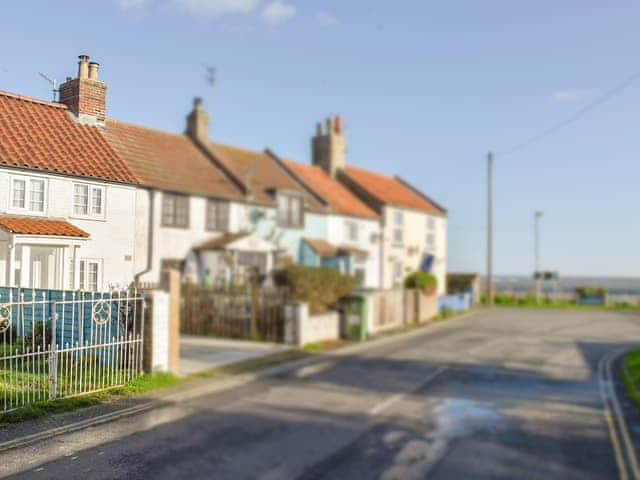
xmin=497 ymin=68 xmax=640 ymax=157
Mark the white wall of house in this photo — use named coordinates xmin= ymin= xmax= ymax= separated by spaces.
xmin=381 ymin=205 xmax=447 ymax=294
xmin=0 ymin=167 xmax=137 ymax=290
xmin=326 ymin=215 xmax=381 ymax=289
xmin=133 ymin=189 xmax=249 ymax=283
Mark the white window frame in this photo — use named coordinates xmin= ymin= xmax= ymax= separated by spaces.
xmin=345 ymin=220 xmax=359 ymax=242
xmin=392 ymin=210 xmax=404 ymax=247
xmin=8 ymin=175 xmax=48 ymax=216
xmin=205 ymin=199 xmax=230 ymax=232
xmin=162 ymin=192 xmax=190 ymax=228
xmin=426 ymin=216 xmax=436 ymax=252
xmin=393 ymin=260 xmax=403 ymax=284
xmin=276 ymin=192 xmax=304 ymax=229
xmin=79 ymin=259 xmax=102 ymax=292
xmin=71 ymin=182 xmax=106 ymax=220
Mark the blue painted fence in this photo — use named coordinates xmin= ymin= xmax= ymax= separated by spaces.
xmin=0 ymin=287 xmax=137 ymax=349
xmin=438 ymin=291 xmax=473 ymax=313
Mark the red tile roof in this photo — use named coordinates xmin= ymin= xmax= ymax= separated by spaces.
xmin=209 ymin=143 xmax=325 ymax=212
xmin=0 ymin=216 xmax=89 ymax=238
xmin=303 ymin=238 xmax=369 ymax=258
xmin=0 ymin=90 xmax=136 ymax=184
xmin=303 ymin=238 xmax=339 ymax=257
xmin=103 ymin=120 xmax=245 ymax=200
xmin=282 ymin=161 xmax=378 ymax=220
xmin=195 ymin=232 xmax=249 ymax=251
xmin=342 ymin=166 xmax=446 ymax=216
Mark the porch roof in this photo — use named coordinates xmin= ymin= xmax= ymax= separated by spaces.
xmin=303 ymin=238 xmax=369 ymax=258
xmin=195 ymin=232 xmax=250 ymax=251
xmin=195 ymin=232 xmax=278 ymax=253
xmin=0 ymin=216 xmax=89 ymax=238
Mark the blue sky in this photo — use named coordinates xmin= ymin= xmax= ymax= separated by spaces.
xmin=1 ymin=1 xmax=639 ymax=277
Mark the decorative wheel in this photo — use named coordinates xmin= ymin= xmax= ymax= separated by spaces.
xmin=0 ymin=304 xmax=10 ymax=334
xmin=92 ymin=300 xmax=111 ymax=326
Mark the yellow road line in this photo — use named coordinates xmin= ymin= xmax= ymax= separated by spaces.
xmin=599 ymin=351 xmax=629 ymax=480
xmin=607 ymin=350 xmax=640 ymax=479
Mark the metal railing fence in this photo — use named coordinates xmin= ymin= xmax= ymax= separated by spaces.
xmin=0 ymin=288 xmax=145 ymax=412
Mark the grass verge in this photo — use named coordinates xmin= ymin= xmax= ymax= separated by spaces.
xmin=0 ymin=372 xmax=181 ymax=427
xmin=485 ymin=296 xmax=640 ymax=311
xmin=622 ymin=348 xmax=640 ymax=409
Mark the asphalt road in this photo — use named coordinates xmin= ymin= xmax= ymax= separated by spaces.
xmin=1 ymin=308 xmax=640 ymax=479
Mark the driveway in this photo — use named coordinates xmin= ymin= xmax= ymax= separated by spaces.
xmin=1 ymin=308 xmax=639 ymax=479
xmin=179 ymin=335 xmax=291 ymax=376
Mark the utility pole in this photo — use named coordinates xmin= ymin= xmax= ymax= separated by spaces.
xmin=534 ymin=211 xmax=543 ymax=304
xmin=486 ymin=152 xmax=494 ymax=305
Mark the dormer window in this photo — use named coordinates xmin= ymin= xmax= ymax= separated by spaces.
xmin=277 ymin=192 xmax=304 ymax=228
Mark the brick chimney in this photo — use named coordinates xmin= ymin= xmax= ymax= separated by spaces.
xmin=59 ymin=55 xmax=107 ymax=125
xmin=185 ymin=97 xmax=210 ymax=144
xmin=312 ymin=115 xmax=346 ymax=178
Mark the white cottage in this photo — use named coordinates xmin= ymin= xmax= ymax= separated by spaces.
xmin=0 ymin=73 xmax=139 ymax=291
xmin=310 ymin=116 xmax=448 ymax=294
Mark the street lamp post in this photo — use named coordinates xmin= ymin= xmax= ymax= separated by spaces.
xmin=534 ymin=211 xmax=543 ymax=304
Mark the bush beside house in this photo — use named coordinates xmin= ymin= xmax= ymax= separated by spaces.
xmin=275 ymin=264 xmax=357 ymax=314
xmin=404 ymin=272 xmax=437 ymax=295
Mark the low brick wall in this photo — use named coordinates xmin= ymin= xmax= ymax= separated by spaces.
xmin=284 ymin=304 xmax=340 ymax=346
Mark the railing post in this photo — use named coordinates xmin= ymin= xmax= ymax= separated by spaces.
xmin=49 ymin=303 xmax=58 ymax=400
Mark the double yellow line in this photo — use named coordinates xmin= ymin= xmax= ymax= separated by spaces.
xmin=599 ymin=349 xmax=640 ymax=480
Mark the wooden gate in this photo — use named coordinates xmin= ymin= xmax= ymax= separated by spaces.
xmin=180 ymin=284 xmax=288 ymax=342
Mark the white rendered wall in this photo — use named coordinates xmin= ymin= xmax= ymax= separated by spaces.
xmin=0 ymin=167 xmax=137 ymax=289
xmin=326 ymin=215 xmax=381 ymax=289
xmin=381 ymin=205 xmax=447 ymax=295
xmin=133 ymin=189 xmax=249 ymax=283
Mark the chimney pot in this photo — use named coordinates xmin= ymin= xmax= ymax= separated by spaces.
xmin=326 ymin=117 xmax=334 ymax=134
xmin=77 ymin=55 xmax=89 ymax=79
xmin=334 ymin=115 xmax=342 ymax=134
xmin=88 ymin=62 xmax=99 ymax=81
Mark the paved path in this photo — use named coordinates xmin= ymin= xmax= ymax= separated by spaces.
xmin=1 ymin=308 xmax=640 ymax=479
xmin=179 ymin=335 xmax=290 ymax=376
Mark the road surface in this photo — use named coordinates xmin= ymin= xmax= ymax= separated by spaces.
xmin=1 ymin=308 xmax=639 ymax=479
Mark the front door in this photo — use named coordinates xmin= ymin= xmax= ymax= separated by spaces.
xmin=29 ymin=246 xmax=60 ymax=289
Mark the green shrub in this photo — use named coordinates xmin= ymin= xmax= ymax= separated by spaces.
xmin=494 ymin=294 xmax=515 ymax=305
xmin=274 ymin=265 xmax=357 ymax=314
xmin=575 ymin=286 xmax=607 ymax=297
xmin=404 ymin=272 xmax=437 ymax=290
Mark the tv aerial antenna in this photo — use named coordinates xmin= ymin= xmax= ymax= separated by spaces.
xmin=38 ymin=72 xmax=58 ymax=102
xmin=204 ymin=66 xmax=216 ymax=87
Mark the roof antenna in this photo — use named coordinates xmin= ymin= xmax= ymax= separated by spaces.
xmin=38 ymin=72 xmax=58 ymax=102
xmin=204 ymin=66 xmax=216 ymax=88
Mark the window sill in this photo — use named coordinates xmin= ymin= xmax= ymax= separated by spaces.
xmin=69 ymin=215 xmax=107 ymax=223
xmin=7 ymin=209 xmax=48 ymax=217
xmin=161 ymin=223 xmax=190 ymax=230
